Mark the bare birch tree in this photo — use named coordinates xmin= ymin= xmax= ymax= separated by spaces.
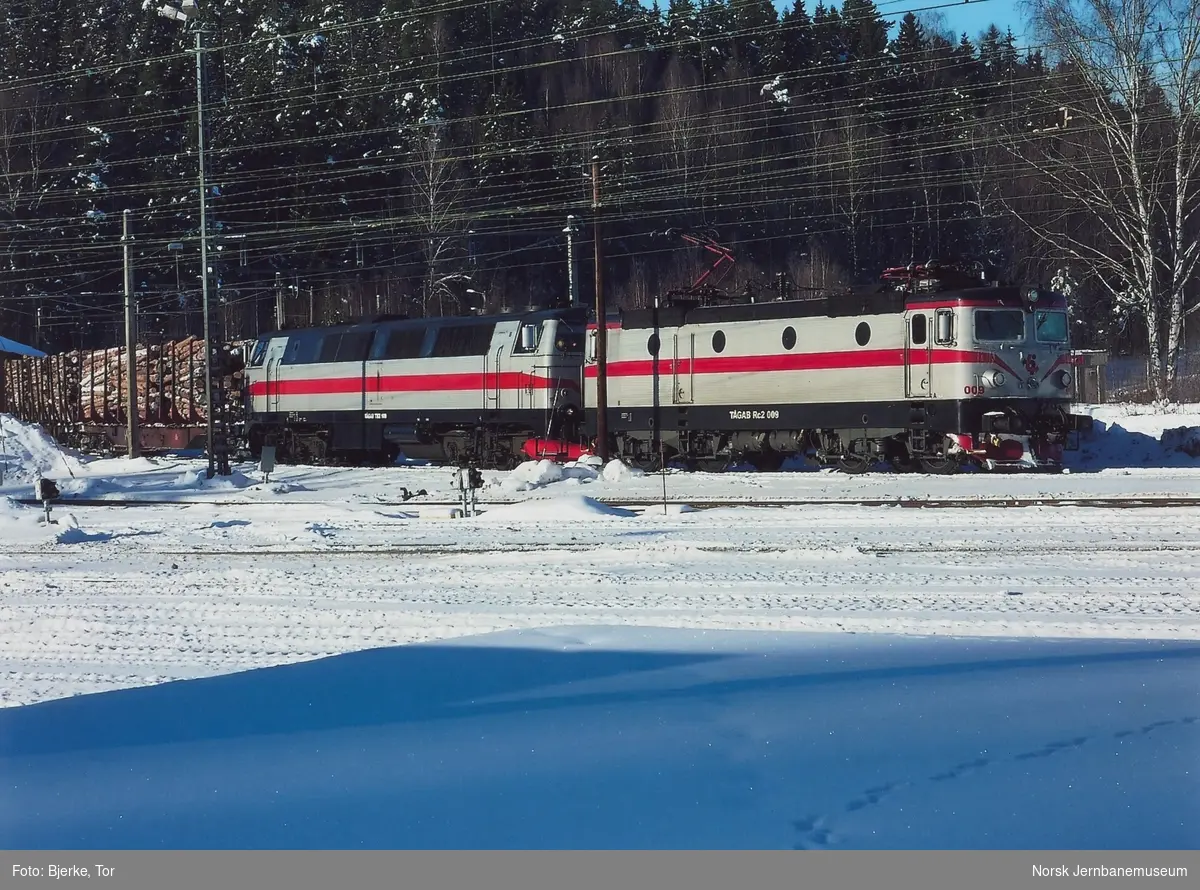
xmin=827 ymin=112 xmax=883 ymax=278
xmin=658 ymin=55 xmax=709 ymax=201
xmin=411 ymin=116 xmax=467 ymax=317
xmin=1020 ymin=0 xmax=1200 ymax=399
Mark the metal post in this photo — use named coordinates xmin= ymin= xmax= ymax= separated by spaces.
xmin=123 ymin=210 xmax=139 ymax=459
xmin=195 ymin=27 xmax=216 ymax=478
xmin=275 ymin=272 xmax=284 ymax=330
xmin=592 ymin=156 xmax=609 ymax=462
xmin=564 ymin=215 xmax=579 ymax=307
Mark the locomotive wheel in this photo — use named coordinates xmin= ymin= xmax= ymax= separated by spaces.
xmin=836 ymin=454 xmax=872 ymax=474
xmin=919 ymin=456 xmax=960 ymax=475
xmin=498 ymin=452 xmax=524 ymax=471
xmin=629 ymin=452 xmax=665 ymax=472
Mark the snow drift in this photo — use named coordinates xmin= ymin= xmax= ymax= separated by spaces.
xmin=1073 ymin=404 xmax=1200 ymax=469
xmin=500 ymin=458 xmax=645 ymax=493
xmin=1 ymin=627 xmax=1195 ymax=849
xmin=0 ymin=414 xmax=88 ymax=488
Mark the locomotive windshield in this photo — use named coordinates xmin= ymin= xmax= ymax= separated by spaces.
xmin=249 ymin=338 xmax=269 ymax=367
xmin=1035 ymin=310 xmax=1068 ymax=342
xmin=974 ymin=309 xmax=1025 ymax=342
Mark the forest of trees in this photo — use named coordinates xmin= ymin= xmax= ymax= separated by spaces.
xmin=0 ymin=0 xmax=1196 ymax=391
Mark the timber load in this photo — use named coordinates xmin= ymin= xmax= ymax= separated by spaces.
xmin=0 ymin=338 xmax=247 ymax=453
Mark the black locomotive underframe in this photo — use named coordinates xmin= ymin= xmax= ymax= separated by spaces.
xmin=246 ymin=406 xmax=575 ymax=466
xmin=245 ymin=397 xmax=1089 ymax=468
xmin=593 ymin=397 xmax=1090 ymax=466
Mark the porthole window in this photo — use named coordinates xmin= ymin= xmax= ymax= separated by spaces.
xmin=855 ymin=322 xmax=871 ymax=347
xmin=712 ymin=330 xmax=726 ymax=353
xmin=647 ymin=333 xmax=660 ymax=356
xmin=782 ymin=326 xmax=797 ymax=350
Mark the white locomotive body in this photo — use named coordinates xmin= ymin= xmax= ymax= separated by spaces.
xmin=584 ymin=282 xmax=1086 ymax=471
xmin=241 ymin=266 xmax=1090 ymax=472
xmin=244 ymin=307 xmax=588 ymax=465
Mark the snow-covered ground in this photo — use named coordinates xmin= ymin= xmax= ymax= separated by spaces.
xmin=3 ymin=404 xmax=1200 ymax=506
xmin=3 ymin=492 xmax=1198 ymax=709
xmin=1 ymin=408 xmax=1198 ymax=848
xmin=2 ymin=627 xmax=1196 ymax=849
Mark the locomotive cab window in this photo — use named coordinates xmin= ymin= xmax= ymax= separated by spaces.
xmin=513 ymin=322 xmax=543 ymax=355
xmin=910 ymin=314 xmax=927 ymax=345
xmin=1035 ymin=310 xmax=1068 ymax=343
xmin=975 ymin=309 xmax=1025 ymax=342
xmin=249 ymin=339 xmax=269 ymax=367
xmin=935 ymin=309 xmax=955 ymax=345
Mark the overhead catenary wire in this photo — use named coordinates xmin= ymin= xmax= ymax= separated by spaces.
xmin=2 ymin=0 xmax=1189 ymax=347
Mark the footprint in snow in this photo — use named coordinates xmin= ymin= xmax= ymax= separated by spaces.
xmin=930 ymin=757 xmax=991 ymax=782
xmin=790 ymin=719 xmax=1199 ymax=848
xmin=845 ymin=780 xmax=907 ymax=810
xmin=791 ymin=815 xmax=835 ymax=849
xmin=1013 ymin=737 xmax=1088 ymax=761
xmin=1114 ymin=717 xmax=1196 ymax=739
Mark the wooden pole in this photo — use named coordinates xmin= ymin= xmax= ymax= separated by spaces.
xmin=592 ymin=155 xmax=609 ymax=462
xmin=123 ymin=210 xmax=140 ymax=458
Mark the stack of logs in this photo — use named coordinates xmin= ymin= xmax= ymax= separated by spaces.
xmin=79 ymin=337 xmax=211 ymax=424
xmin=1 ymin=338 xmax=247 ymax=430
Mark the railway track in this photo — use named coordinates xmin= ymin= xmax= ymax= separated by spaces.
xmin=11 ymin=495 xmax=1200 ymax=510
xmin=7 ymin=538 xmax=1200 ymax=558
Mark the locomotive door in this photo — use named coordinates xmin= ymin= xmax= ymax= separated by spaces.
xmin=263 ymin=337 xmax=288 ymax=414
xmin=507 ymin=320 xmax=545 ymax=411
xmin=365 ymin=351 xmax=384 ymax=410
xmin=485 ymin=345 xmax=503 ymax=410
xmin=672 ymin=333 xmax=694 ymax=404
xmin=904 ymin=312 xmax=934 ymax=399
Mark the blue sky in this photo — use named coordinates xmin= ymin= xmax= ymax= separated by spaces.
xmin=773 ymin=0 xmax=1027 ymax=43
xmin=884 ymin=0 xmax=1025 ymax=41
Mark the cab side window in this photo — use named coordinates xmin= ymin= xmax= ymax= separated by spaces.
xmin=935 ymin=309 xmax=955 ymax=345
xmin=911 ymin=314 xmax=928 ymax=345
xmin=513 ymin=322 xmax=543 ymax=355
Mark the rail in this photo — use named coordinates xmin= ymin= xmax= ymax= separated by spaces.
xmin=10 ymin=495 xmax=1200 ymax=510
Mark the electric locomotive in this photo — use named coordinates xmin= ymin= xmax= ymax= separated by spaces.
xmin=583 ymin=262 xmax=1093 ymax=472
xmin=240 ymin=262 xmax=1092 ymax=472
xmin=243 ymin=306 xmax=588 ymax=466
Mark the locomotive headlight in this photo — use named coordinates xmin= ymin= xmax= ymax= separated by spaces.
xmin=982 ymin=370 xmax=1006 ymax=388
xmin=1057 ymin=370 xmax=1073 ymax=388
